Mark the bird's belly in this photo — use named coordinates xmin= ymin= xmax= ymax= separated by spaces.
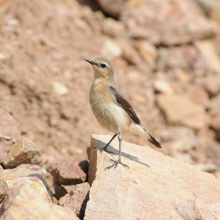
xmin=91 ymin=101 xmax=132 ymax=134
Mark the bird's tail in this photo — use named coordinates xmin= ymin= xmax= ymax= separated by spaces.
xmin=147 ymin=133 xmax=162 ymax=148
xmin=132 ymin=124 xmax=162 ymax=148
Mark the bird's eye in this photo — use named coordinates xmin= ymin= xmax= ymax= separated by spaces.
xmin=101 ymin=63 xmax=106 ymax=68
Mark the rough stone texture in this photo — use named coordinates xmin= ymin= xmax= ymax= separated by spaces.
xmin=209 ymin=93 xmax=220 ymax=116
xmin=46 ymin=158 xmax=86 ymax=185
xmin=1 ymin=164 xmax=45 ymax=179
xmin=0 ymin=108 xmax=20 ymax=165
xmin=59 ymin=182 xmax=90 ymax=218
xmin=121 ymin=0 xmax=219 ymax=46
xmin=84 ymin=135 xmax=220 ymax=220
xmin=1 ymin=176 xmax=52 ymax=202
xmin=0 ymin=182 xmax=79 ymax=220
xmin=157 ymin=94 xmax=209 ymax=130
xmin=3 ymin=137 xmax=43 ymax=168
xmin=96 ymin=0 xmax=127 ymax=18
xmin=0 ymin=180 xmax=8 ymax=202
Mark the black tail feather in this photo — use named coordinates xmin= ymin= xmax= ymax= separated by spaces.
xmin=148 ymin=134 xmax=162 ymax=148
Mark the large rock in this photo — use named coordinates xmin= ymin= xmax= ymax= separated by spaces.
xmin=3 ymin=137 xmax=42 ymax=168
xmin=84 ymin=135 xmax=220 ymax=220
xmin=121 ymin=0 xmax=219 ymax=46
xmin=46 ymin=158 xmax=86 ymax=185
xmin=0 ymin=108 xmax=20 ymax=165
xmin=157 ymin=94 xmax=209 ymax=130
xmin=59 ymin=182 xmax=90 ymax=218
xmin=0 ymin=182 xmax=79 ymax=220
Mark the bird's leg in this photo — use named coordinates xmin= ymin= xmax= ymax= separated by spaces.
xmin=105 ymin=129 xmax=129 ymax=169
xmin=92 ymin=134 xmax=117 ymax=154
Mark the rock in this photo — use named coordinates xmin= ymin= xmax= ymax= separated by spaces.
xmin=96 ymin=0 xmax=126 ymax=18
xmin=135 ymin=40 xmax=158 ymax=72
xmin=101 ymin=39 xmax=123 ymax=60
xmin=194 ymin=0 xmax=219 ymax=14
xmin=196 ymin=163 xmax=218 ymax=173
xmin=3 ymin=137 xmax=43 ymax=168
xmin=0 ymin=180 xmax=8 ymax=202
xmin=52 ymin=82 xmax=69 ymax=96
xmin=2 ymin=176 xmax=52 ymax=202
xmin=59 ymin=182 xmax=90 ymax=218
xmin=0 ymin=182 xmax=79 ymax=220
xmin=195 ymin=40 xmax=220 ymax=73
xmin=195 ymin=75 xmax=220 ymax=97
xmin=209 ymin=93 xmax=220 ymax=116
xmin=187 ymin=85 xmax=209 ymax=107
xmin=102 ymin=18 xmax=126 ymax=38
xmin=157 ymin=94 xmax=209 ymax=130
xmin=210 ymin=1 xmax=220 ymax=26
xmin=121 ymin=0 xmax=219 ymax=46
xmin=46 ymin=158 xmax=86 ymax=185
xmin=153 ymin=79 xmax=174 ymax=94
xmin=1 ymin=164 xmax=45 ymax=179
xmin=84 ymin=135 xmax=220 ymax=220
xmin=0 ymin=108 xmax=20 ymax=165
xmin=160 ymin=126 xmax=198 ymax=153
xmin=210 ymin=116 xmax=220 ymax=141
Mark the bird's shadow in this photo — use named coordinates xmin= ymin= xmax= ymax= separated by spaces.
xmin=94 ymin=139 xmax=151 ymax=168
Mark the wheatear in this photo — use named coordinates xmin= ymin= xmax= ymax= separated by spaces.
xmin=85 ymin=58 xmax=161 ymax=169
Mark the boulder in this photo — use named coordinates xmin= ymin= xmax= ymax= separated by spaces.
xmin=84 ymin=135 xmax=220 ymax=220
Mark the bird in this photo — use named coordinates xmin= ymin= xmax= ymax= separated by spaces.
xmin=85 ymin=58 xmax=161 ymax=169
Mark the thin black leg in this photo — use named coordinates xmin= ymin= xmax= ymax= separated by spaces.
xmin=92 ymin=134 xmax=117 ymax=154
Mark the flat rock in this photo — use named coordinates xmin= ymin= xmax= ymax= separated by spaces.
xmin=0 ymin=108 xmax=20 ymax=165
xmin=84 ymin=135 xmax=220 ymax=220
xmin=121 ymin=0 xmax=219 ymax=46
xmin=157 ymin=94 xmax=209 ymax=130
xmin=3 ymin=137 xmax=43 ymax=168
xmin=46 ymin=158 xmax=86 ymax=185
xmin=59 ymin=182 xmax=90 ymax=218
xmin=0 ymin=182 xmax=79 ymax=220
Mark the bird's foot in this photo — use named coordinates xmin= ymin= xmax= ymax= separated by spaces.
xmin=105 ymin=159 xmax=129 ymax=170
xmin=92 ymin=146 xmax=114 ymax=155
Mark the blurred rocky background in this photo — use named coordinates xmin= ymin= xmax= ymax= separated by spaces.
xmin=1 ymin=0 xmax=220 ymax=218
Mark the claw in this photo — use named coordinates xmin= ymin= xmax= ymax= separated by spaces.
xmin=105 ymin=159 xmax=129 ymax=170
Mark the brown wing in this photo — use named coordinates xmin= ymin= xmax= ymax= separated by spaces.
xmin=109 ymin=86 xmax=141 ymax=125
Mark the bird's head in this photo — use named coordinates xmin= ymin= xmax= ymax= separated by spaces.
xmin=84 ymin=58 xmax=114 ymax=80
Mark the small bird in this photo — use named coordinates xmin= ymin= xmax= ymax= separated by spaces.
xmin=85 ymin=58 xmax=161 ymax=169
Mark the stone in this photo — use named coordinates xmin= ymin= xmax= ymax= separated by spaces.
xmin=210 ymin=116 xmax=220 ymax=141
xmin=0 ymin=182 xmax=79 ymax=220
xmin=1 ymin=164 xmax=45 ymax=179
xmin=160 ymin=126 xmax=198 ymax=153
xmin=59 ymin=182 xmax=90 ymax=218
xmin=157 ymin=94 xmax=209 ymax=130
xmin=3 ymin=137 xmax=43 ymax=168
xmin=121 ymin=0 xmax=219 ymax=46
xmin=2 ymin=176 xmax=52 ymax=202
xmin=187 ymin=85 xmax=209 ymax=107
xmin=209 ymin=93 xmax=220 ymax=116
xmin=195 ymin=40 xmax=220 ymax=73
xmin=96 ymin=0 xmax=127 ymax=18
xmin=52 ymin=82 xmax=69 ymax=96
xmin=84 ymin=135 xmax=220 ymax=220
xmin=153 ymin=79 xmax=174 ymax=94
xmin=195 ymin=75 xmax=220 ymax=97
xmin=0 ymin=108 xmax=20 ymax=165
xmin=0 ymin=180 xmax=8 ymax=202
xmin=210 ymin=1 xmax=220 ymax=26
xmin=46 ymin=158 xmax=86 ymax=185
xmin=101 ymin=39 xmax=123 ymax=60
xmin=102 ymin=18 xmax=126 ymax=38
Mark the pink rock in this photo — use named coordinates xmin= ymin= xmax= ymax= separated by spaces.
xmin=59 ymin=182 xmax=90 ymax=218
xmin=3 ymin=137 xmax=43 ymax=168
xmin=84 ymin=135 xmax=220 ymax=220
xmin=46 ymin=158 xmax=86 ymax=185
xmin=0 ymin=108 xmax=20 ymax=165
xmin=0 ymin=182 xmax=79 ymax=220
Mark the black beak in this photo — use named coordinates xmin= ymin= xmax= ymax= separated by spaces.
xmin=84 ymin=59 xmax=96 ymax=66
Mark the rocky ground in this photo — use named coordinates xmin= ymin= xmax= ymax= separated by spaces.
xmin=1 ymin=0 xmax=220 ymax=219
